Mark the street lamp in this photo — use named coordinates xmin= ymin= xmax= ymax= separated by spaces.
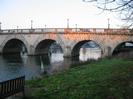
xmin=17 ymin=26 xmax=19 ymax=32
xmin=108 ymin=18 xmax=110 ymax=29
xmin=45 ymin=24 xmax=47 ymax=29
xmin=75 ymin=24 xmax=77 ymax=32
xmin=44 ymin=24 xmax=47 ymax=32
xmin=0 ymin=22 xmax=1 ymax=30
xmin=31 ymin=20 xmax=33 ymax=29
xmin=67 ymin=18 xmax=69 ymax=28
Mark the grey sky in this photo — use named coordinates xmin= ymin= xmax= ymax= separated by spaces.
xmin=0 ymin=0 xmax=123 ymax=29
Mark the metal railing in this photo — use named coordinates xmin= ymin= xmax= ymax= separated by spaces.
xmin=0 ymin=28 xmax=130 ymax=34
xmin=0 ymin=76 xmax=25 ymax=99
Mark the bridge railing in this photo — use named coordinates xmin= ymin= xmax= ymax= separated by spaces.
xmin=0 ymin=28 xmax=130 ymax=34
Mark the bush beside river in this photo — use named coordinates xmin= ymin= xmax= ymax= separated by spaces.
xmin=26 ymin=58 xmax=133 ymax=99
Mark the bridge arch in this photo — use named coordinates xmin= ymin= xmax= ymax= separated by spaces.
xmin=32 ymin=34 xmax=64 ymax=55
xmin=71 ymin=40 xmax=103 ymax=58
xmin=35 ymin=39 xmax=55 ymax=55
xmin=34 ymin=39 xmax=63 ymax=55
xmin=1 ymin=35 xmax=29 ymax=54
xmin=112 ymin=40 xmax=133 ymax=56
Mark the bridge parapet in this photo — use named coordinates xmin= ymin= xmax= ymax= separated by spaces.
xmin=0 ymin=28 xmax=130 ymax=34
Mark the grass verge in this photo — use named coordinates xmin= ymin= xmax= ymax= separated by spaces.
xmin=26 ymin=58 xmax=133 ymax=99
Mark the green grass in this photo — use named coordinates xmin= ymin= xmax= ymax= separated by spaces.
xmin=26 ymin=58 xmax=133 ymax=99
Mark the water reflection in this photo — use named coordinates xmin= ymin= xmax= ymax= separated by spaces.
xmin=0 ymin=47 xmax=101 ymax=82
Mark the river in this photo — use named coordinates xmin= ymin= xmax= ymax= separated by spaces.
xmin=0 ymin=48 xmax=101 ymax=81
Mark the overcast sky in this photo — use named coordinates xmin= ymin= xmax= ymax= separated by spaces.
xmin=0 ymin=0 xmax=124 ymax=29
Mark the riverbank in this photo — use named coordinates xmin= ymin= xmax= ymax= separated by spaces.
xmin=26 ymin=58 xmax=133 ymax=99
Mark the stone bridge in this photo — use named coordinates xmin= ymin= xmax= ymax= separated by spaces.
xmin=0 ymin=28 xmax=132 ymax=58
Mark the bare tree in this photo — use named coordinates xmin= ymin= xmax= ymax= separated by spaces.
xmin=83 ymin=0 xmax=133 ymax=28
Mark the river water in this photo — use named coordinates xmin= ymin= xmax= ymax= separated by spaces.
xmin=0 ymin=48 xmax=101 ymax=81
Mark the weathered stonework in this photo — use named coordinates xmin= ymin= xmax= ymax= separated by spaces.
xmin=0 ymin=28 xmax=132 ymax=58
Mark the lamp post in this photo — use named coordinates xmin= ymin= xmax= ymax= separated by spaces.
xmin=75 ymin=24 xmax=77 ymax=32
xmin=0 ymin=22 xmax=1 ymax=30
xmin=67 ymin=18 xmax=69 ymax=28
xmin=108 ymin=18 xmax=110 ymax=29
xmin=45 ymin=24 xmax=47 ymax=29
xmin=17 ymin=26 xmax=19 ymax=32
xmin=44 ymin=24 xmax=47 ymax=32
xmin=31 ymin=20 xmax=33 ymax=29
